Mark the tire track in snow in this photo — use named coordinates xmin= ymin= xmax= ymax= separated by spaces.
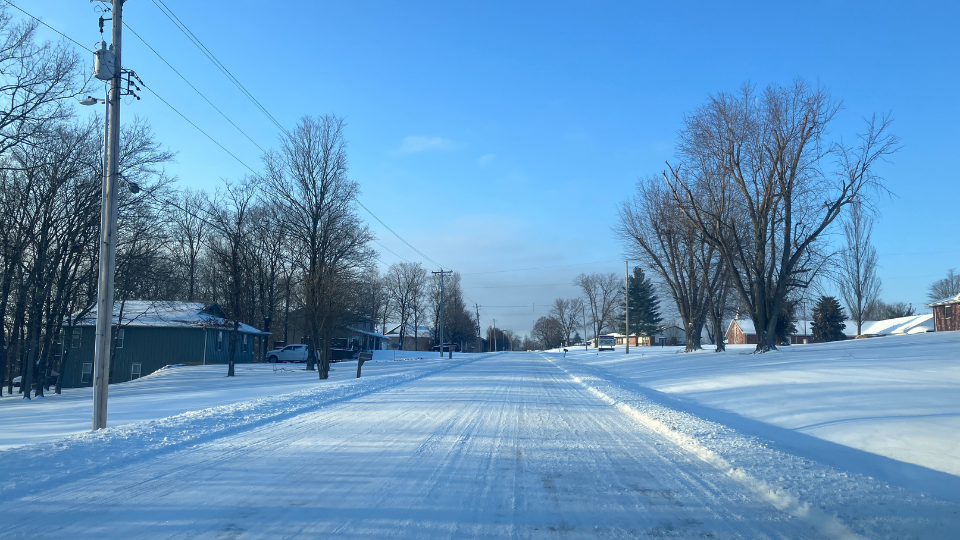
xmin=0 ymin=354 xmax=489 ymax=505
xmin=544 ymin=354 xmax=864 ymax=540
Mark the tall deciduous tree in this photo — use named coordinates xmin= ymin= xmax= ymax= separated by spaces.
xmin=263 ymin=115 xmax=374 ymax=379
xmin=549 ymin=297 xmax=582 ymax=346
xmin=616 ymin=178 xmax=714 ymax=352
xmin=665 ymin=81 xmax=898 ymax=352
xmin=838 ymin=201 xmax=881 ymax=335
xmin=574 ymin=272 xmax=621 ymax=340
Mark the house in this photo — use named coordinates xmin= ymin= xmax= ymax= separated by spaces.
xmin=384 ymin=324 xmax=433 ymax=351
xmin=926 ymin=293 xmax=960 ymax=332
xmin=727 ymin=314 xmax=934 ymax=345
xmin=609 ymin=333 xmax=650 ymax=347
xmin=61 ymin=301 xmax=268 ymax=388
xmin=343 ymin=315 xmax=389 ymax=352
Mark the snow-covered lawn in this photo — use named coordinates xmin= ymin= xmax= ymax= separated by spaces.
xmin=0 ymin=350 xmax=439 ymax=449
xmin=552 ymin=331 xmax=960 ymax=499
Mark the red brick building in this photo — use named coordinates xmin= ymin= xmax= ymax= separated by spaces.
xmin=927 ymin=293 xmax=960 ymax=332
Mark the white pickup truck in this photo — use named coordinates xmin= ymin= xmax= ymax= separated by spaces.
xmin=266 ymin=344 xmax=309 ymax=363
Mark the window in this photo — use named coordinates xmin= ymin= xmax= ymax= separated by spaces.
xmin=130 ymin=363 xmax=142 ymax=380
xmin=71 ymin=328 xmax=81 ymax=348
xmin=81 ymin=363 xmax=93 ymax=384
xmin=217 ymin=331 xmax=223 ymax=351
xmin=946 ymin=305 xmax=953 ymax=320
xmin=241 ymin=334 xmax=248 ymax=353
xmin=114 ymin=328 xmax=124 ymax=349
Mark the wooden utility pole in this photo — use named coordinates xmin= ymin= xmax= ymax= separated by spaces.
xmin=625 ymin=260 xmax=629 ymax=354
xmin=92 ymin=0 xmax=124 ymax=430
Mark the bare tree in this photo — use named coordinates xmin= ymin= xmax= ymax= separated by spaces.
xmin=0 ymin=10 xmax=85 ymax=157
xmin=386 ymin=262 xmax=422 ymax=350
xmin=928 ymin=269 xmax=960 ymax=302
xmin=549 ymin=297 xmax=581 ymax=346
xmin=574 ymin=273 xmax=621 ymax=340
xmin=407 ymin=264 xmax=428 ymax=351
xmin=263 ymin=115 xmax=374 ymax=379
xmin=168 ymin=189 xmax=208 ymax=302
xmin=665 ymin=81 xmax=898 ymax=352
xmin=617 ymin=178 xmax=715 ymax=352
xmin=838 ymin=201 xmax=881 ymax=335
xmin=206 ymin=179 xmax=257 ymax=377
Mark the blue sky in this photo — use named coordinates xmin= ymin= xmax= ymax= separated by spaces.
xmin=37 ymin=1 xmax=960 ymax=334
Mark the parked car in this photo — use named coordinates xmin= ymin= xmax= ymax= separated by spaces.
xmin=13 ymin=370 xmax=59 ymax=388
xmin=266 ymin=344 xmax=309 ymax=363
xmin=597 ymin=335 xmax=616 ymax=351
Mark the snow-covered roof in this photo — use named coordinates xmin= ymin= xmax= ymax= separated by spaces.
xmin=345 ymin=326 xmax=388 ymax=339
xmin=729 ymin=314 xmax=934 ymax=338
xmin=926 ymin=293 xmax=960 ymax=307
xmin=860 ymin=314 xmax=935 ymax=335
xmin=730 ymin=318 xmax=866 ymax=338
xmin=384 ymin=324 xmax=432 ymax=338
xmin=68 ymin=301 xmax=266 ymax=334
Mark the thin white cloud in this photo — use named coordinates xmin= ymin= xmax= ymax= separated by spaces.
xmin=398 ymin=135 xmax=455 ymax=154
xmin=477 ymin=153 xmax=496 ymax=166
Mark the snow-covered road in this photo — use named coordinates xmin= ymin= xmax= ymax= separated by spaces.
xmin=1 ymin=353 xmax=957 ymax=539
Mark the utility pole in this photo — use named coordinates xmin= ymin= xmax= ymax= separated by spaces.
xmin=625 ymin=260 xmax=629 ymax=354
xmin=475 ymin=303 xmax=481 ymax=352
xmin=432 ymin=269 xmax=452 ymax=358
xmin=92 ymin=0 xmax=124 ymax=431
xmin=493 ymin=319 xmax=497 ymax=352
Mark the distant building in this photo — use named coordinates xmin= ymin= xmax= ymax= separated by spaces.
xmin=61 ymin=301 xmax=268 ymax=388
xmin=926 ymin=293 xmax=960 ymax=332
xmin=384 ymin=324 xmax=433 ymax=351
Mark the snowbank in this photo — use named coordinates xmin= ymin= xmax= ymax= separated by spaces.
xmin=552 ymin=332 xmax=960 ymax=499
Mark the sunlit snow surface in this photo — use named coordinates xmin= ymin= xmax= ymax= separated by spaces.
xmin=0 ymin=341 xmax=958 ymax=539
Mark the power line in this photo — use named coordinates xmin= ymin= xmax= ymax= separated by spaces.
xmin=355 ymin=200 xmax=445 ymax=269
xmin=372 ymin=239 xmax=414 ymax=264
xmin=2 ymin=0 xmax=94 ymax=52
xmin=123 ymin=21 xmax=267 ymax=154
xmin=140 ymin=81 xmax=260 ymax=176
xmin=461 ymin=260 xmax=619 ymax=276
xmin=471 ymin=283 xmax=570 ymax=289
xmin=148 ymin=0 xmax=286 ymax=133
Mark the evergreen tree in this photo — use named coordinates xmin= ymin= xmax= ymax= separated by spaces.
xmin=811 ymin=296 xmax=847 ymax=342
xmin=620 ymin=266 xmax=662 ymax=337
xmin=774 ymin=299 xmax=798 ymax=345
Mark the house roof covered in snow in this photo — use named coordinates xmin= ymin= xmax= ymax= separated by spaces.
xmin=384 ymin=324 xmax=432 ymax=338
xmin=730 ymin=318 xmax=865 ymax=338
xmin=728 ymin=314 xmax=934 ymax=338
xmin=926 ymin=293 xmax=960 ymax=307
xmin=68 ymin=301 xmax=267 ymax=334
xmin=860 ymin=314 xmax=934 ymax=335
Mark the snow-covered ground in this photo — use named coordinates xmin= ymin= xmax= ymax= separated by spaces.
xmin=0 ymin=350 xmax=438 ymax=450
xmin=551 ymin=331 xmax=960 ymax=500
xmin=0 ymin=344 xmax=958 ymax=538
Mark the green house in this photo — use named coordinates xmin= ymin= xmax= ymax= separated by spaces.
xmin=61 ymin=301 xmax=268 ymax=388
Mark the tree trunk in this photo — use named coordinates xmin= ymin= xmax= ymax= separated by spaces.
xmin=227 ymin=320 xmax=238 ymax=377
